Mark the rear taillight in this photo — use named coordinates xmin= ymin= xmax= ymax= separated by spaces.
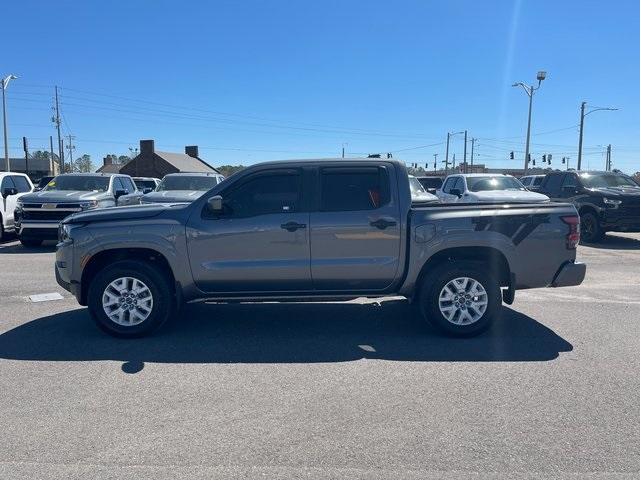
xmin=561 ymin=215 xmax=580 ymax=249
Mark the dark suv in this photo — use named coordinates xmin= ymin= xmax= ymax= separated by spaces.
xmin=539 ymin=170 xmax=640 ymax=242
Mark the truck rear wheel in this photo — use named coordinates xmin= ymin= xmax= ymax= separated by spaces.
xmin=418 ymin=261 xmax=501 ymax=337
xmin=87 ymin=260 xmax=174 ymax=338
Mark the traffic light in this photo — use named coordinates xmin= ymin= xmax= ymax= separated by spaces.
xmin=562 ymin=157 xmax=566 ymax=164
xmin=542 ymin=154 xmax=547 ymax=163
xmin=547 ymin=154 xmax=552 ymax=162
xmin=532 ymin=159 xmax=536 ymax=166
xmin=527 ymin=154 xmax=531 ymax=163
xmin=387 ymin=153 xmax=393 ymax=159
xmin=509 ymin=151 xmax=514 ymax=159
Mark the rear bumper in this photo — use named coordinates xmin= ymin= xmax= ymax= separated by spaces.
xmin=551 ymin=261 xmax=586 ymax=287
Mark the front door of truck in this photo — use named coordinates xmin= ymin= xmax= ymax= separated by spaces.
xmin=186 ymin=168 xmax=312 ymax=293
xmin=309 ymin=165 xmax=402 ymax=291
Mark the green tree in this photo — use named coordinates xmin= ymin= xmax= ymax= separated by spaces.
xmin=72 ymin=154 xmax=93 ymax=173
xmin=217 ymin=165 xmax=245 ymax=178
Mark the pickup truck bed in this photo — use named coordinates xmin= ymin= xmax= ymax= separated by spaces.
xmin=55 ymin=158 xmax=585 ymax=338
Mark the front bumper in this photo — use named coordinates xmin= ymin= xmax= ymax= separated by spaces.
xmin=16 ymin=220 xmax=60 ymax=239
xmin=55 ymin=239 xmax=83 ymax=302
xmin=601 ymin=207 xmax=640 ymax=232
xmin=551 ymin=261 xmax=586 ymax=287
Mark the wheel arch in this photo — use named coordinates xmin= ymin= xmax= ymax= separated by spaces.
xmin=414 ymin=246 xmax=511 ymax=297
xmin=80 ymin=248 xmax=177 ymax=305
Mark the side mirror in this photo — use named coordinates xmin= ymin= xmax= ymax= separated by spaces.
xmin=2 ymin=187 xmax=18 ymax=198
xmin=142 ymin=187 xmax=153 ymax=194
xmin=450 ymin=188 xmax=462 ymax=197
xmin=207 ymin=195 xmax=224 ymax=213
xmin=114 ymin=189 xmax=127 ymax=199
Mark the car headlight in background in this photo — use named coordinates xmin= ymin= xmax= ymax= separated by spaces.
xmin=79 ymin=200 xmax=98 ymax=210
xmin=603 ymin=197 xmax=622 ymax=208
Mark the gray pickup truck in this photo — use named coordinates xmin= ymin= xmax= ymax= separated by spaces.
xmin=55 ymin=159 xmax=586 ymax=338
xmin=15 ymin=173 xmax=142 ymax=246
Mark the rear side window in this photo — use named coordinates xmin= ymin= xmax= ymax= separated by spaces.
xmin=542 ymin=174 xmax=564 ymax=194
xmin=10 ymin=175 xmax=31 ymax=193
xmin=533 ymin=177 xmax=544 ymax=186
xmin=320 ymin=167 xmax=390 ymax=212
xmin=521 ymin=177 xmax=531 ymax=186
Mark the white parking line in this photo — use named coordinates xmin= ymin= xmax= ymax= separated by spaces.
xmin=28 ymin=292 xmax=64 ymax=303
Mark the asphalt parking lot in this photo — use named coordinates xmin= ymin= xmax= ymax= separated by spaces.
xmin=1 ymin=234 xmax=639 ymax=479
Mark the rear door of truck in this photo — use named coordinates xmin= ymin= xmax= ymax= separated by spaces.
xmin=309 ymin=163 xmax=402 ymax=291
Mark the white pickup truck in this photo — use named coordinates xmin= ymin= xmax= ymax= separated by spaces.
xmin=0 ymin=172 xmax=34 ymax=240
xmin=436 ymin=174 xmax=550 ymax=203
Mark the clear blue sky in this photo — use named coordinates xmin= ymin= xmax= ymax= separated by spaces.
xmin=4 ymin=0 xmax=639 ymax=173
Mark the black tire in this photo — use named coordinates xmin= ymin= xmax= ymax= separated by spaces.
xmin=19 ymin=237 xmax=43 ymax=247
xmin=418 ymin=261 xmax=502 ymax=337
xmin=580 ymin=211 xmax=604 ymax=243
xmin=87 ymin=260 xmax=175 ymax=338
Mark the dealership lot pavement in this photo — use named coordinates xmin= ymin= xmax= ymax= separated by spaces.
xmin=1 ymin=234 xmax=639 ymax=479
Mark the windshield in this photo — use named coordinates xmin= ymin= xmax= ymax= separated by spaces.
xmin=409 ymin=177 xmax=428 ymax=196
xmin=467 ymin=176 xmax=525 ymax=192
xmin=580 ymin=173 xmax=639 ymax=188
xmin=43 ymin=175 xmax=110 ymax=192
xmin=157 ymin=176 xmax=220 ymax=191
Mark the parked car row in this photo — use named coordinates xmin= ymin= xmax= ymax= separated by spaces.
xmin=11 ymin=171 xmax=225 ymax=246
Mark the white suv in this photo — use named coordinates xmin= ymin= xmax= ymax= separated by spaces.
xmin=0 ymin=172 xmax=34 ymax=240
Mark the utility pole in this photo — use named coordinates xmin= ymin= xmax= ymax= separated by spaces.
xmin=23 ymin=137 xmax=29 ymax=178
xmin=470 ymin=138 xmax=475 ymax=172
xmin=462 ymin=130 xmax=468 ymax=173
xmin=452 ymin=154 xmax=456 ymax=172
xmin=512 ymin=71 xmax=547 ymax=176
xmin=433 ymin=153 xmax=438 ymax=173
xmin=53 ymin=86 xmax=63 ymax=172
xmin=445 ymin=132 xmax=450 ymax=173
xmin=49 ymin=136 xmax=55 ymax=174
xmin=577 ymin=101 xmax=586 ymax=171
xmin=606 ymin=144 xmax=612 ymax=171
xmin=66 ymin=134 xmax=75 ymax=171
xmin=2 ymin=74 xmax=18 ymax=172
xmin=577 ymin=102 xmax=618 ymax=171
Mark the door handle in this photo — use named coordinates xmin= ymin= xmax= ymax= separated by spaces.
xmin=370 ymin=218 xmax=397 ymax=230
xmin=281 ymin=221 xmax=307 ymax=232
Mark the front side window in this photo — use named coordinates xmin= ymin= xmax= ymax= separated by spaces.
xmin=43 ymin=175 xmax=110 ymax=192
xmin=11 ymin=175 xmax=31 ymax=193
xmin=521 ymin=177 xmax=531 ymax=186
xmin=533 ymin=177 xmax=544 ymax=186
xmin=223 ymin=171 xmax=301 ymax=217
xmin=452 ymin=177 xmax=465 ymax=192
xmin=466 ymin=176 xmax=525 ymax=192
xmin=562 ymin=174 xmax=578 ymax=189
xmin=442 ymin=177 xmax=457 ymax=193
xmin=320 ymin=167 xmax=389 ymax=212
xmin=1 ymin=176 xmax=16 ymax=191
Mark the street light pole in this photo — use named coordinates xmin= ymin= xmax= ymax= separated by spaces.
xmin=445 ymin=131 xmax=464 ymax=176
xmin=512 ymin=71 xmax=546 ymax=176
xmin=576 ymin=102 xmax=618 ymax=170
xmin=2 ymin=74 xmax=18 ymax=172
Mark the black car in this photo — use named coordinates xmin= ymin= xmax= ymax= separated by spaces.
xmin=34 ymin=176 xmax=54 ymax=192
xmin=539 ymin=170 xmax=640 ymax=242
xmin=416 ymin=176 xmax=443 ymax=194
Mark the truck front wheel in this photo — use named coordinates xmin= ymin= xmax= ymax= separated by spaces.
xmin=87 ymin=260 xmax=174 ymax=338
xmin=418 ymin=261 xmax=502 ymax=337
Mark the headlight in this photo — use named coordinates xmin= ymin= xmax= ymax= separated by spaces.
xmin=603 ymin=197 xmax=622 ymax=207
xmin=79 ymin=200 xmax=98 ymax=210
xmin=58 ymin=223 xmax=85 ymax=243
xmin=58 ymin=224 xmax=72 ymax=243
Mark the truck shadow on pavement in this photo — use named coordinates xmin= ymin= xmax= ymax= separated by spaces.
xmin=582 ymin=233 xmax=640 ymax=250
xmin=0 ymin=301 xmax=573 ymax=373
